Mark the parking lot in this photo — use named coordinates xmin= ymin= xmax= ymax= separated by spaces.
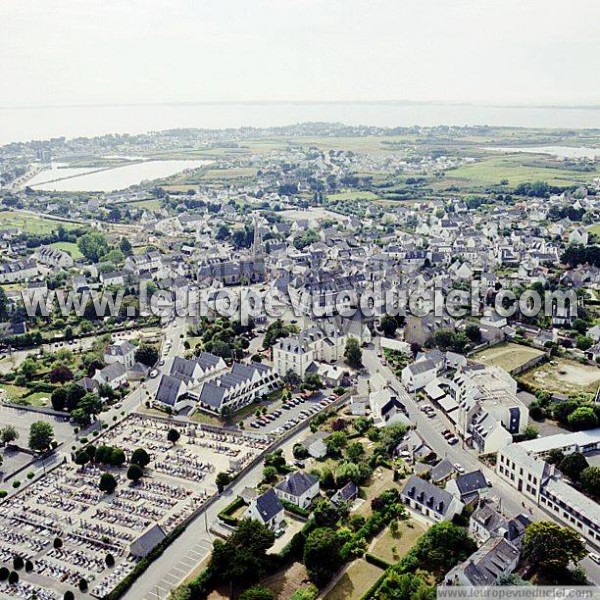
xmin=247 ymin=392 xmax=342 ymax=436
xmin=0 ymin=415 xmax=270 ymax=599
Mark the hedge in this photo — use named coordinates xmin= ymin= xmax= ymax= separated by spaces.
xmin=217 ymin=497 xmax=245 ymax=526
xmin=281 ymin=499 xmax=311 ymax=519
xmin=105 ymin=525 xmax=186 ymax=600
xmin=365 ymin=553 xmax=392 ymax=569
xmin=359 ymin=566 xmax=391 ymax=600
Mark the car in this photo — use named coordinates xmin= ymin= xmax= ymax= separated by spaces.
xmin=294 ymin=460 xmax=305 ymax=468
xmin=251 ymin=422 xmax=259 ymax=428
xmin=590 ymin=553 xmax=600 ymax=565
xmin=485 ymin=478 xmax=492 ymax=487
xmin=159 ymin=359 xmax=165 ymax=366
xmin=274 ymin=528 xmax=285 ymax=538
xmin=149 ymin=369 xmax=159 ymax=378
xmin=448 ymin=437 xmax=459 ymax=445
xmin=454 ymin=463 xmax=465 ymax=474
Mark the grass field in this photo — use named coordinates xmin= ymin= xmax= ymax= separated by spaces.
xmin=519 ymin=357 xmax=600 ymax=394
xmin=444 ymin=154 xmax=599 ymax=188
xmin=588 ymin=223 xmax=600 ymax=237
xmin=370 ymin=520 xmax=428 ymax=564
xmin=50 ymin=241 xmax=83 ymax=259
xmin=327 ymin=190 xmax=381 ymax=202
xmin=325 ymin=559 xmax=384 ymax=600
xmin=471 ymin=342 xmax=545 ymax=373
xmin=203 ymin=167 xmax=256 ymax=179
xmin=0 ymin=211 xmax=80 ymax=235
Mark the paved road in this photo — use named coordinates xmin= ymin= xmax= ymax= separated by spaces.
xmin=362 ymin=346 xmax=600 ymax=584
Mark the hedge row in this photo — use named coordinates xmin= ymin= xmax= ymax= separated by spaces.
xmin=364 ymin=553 xmax=392 ymax=570
xmin=281 ymin=499 xmax=311 ymax=519
xmin=217 ymin=497 xmax=246 ymax=526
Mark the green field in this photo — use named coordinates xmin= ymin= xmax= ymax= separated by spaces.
xmin=471 ymin=342 xmax=545 ymax=374
xmin=50 ymin=241 xmax=83 ymax=259
xmin=444 ymin=154 xmax=599 ymax=188
xmin=370 ymin=520 xmax=428 ymax=565
xmin=0 ymin=211 xmax=80 ymax=235
xmin=327 ymin=190 xmax=381 ymax=202
xmin=325 ymin=559 xmax=384 ymax=600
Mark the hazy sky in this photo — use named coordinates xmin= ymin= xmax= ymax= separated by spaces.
xmin=1 ymin=0 xmax=598 ymax=107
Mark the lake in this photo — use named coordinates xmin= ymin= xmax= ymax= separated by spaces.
xmin=29 ymin=159 xmax=211 ymax=192
xmin=2 ymin=102 xmax=600 ymax=145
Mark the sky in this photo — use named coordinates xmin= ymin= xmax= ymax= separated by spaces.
xmin=1 ymin=0 xmax=599 ymax=108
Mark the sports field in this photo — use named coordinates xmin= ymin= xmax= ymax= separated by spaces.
xmin=519 ymin=357 xmax=600 ymax=394
xmin=471 ymin=342 xmax=545 ymax=373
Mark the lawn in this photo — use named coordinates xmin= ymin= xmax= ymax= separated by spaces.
xmin=0 ymin=383 xmax=29 ymax=402
xmin=471 ymin=342 xmax=545 ymax=374
xmin=325 ymin=559 xmax=384 ymax=600
xmin=0 ymin=211 xmax=80 ymax=235
xmin=445 ymin=154 xmax=599 ymax=188
xmin=519 ymin=357 xmax=600 ymax=395
xmin=370 ymin=520 xmax=428 ymax=564
xmin=50 ymin=241 xmax=83 ymax=259
xmin=355 ymin=467 xmax=395 ymax=517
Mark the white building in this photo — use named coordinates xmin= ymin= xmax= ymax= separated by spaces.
xmin=401 ymin=475 xmax=464 ymax=522
xmin=275 ymin=471 xmax=320 ymax=508
xmin=104 ymin=340 xmax=136 ymax=370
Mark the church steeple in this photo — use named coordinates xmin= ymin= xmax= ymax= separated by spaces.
xmin=251 ymin=212 xmax=263 ymax=256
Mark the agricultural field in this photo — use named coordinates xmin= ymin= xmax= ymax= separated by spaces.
xmin=325 ymin=559 xmax=384 ymax=600
xmin=519 ymin=357 xmax=600 ymax=395
xmin=369 ymin=520 xmax=428 ymax=564
xmin=443 ymin=154 xmax=600 ymax=188
xmin=49 ymin=240 xmax=83 ymax=259
xmin=327 ymin=190 xmax=381 ymax=202
xmin=0 ymin=210 xmax=80 ymax=235
xmin=471 ymin=342 xmax=545 ymax=374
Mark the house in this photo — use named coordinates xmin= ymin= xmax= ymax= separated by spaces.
xmin=569 ymin=227 xmax=589 ymax=246
xmin=100 ymin=270 xmax=125 ymax=287
xmin=369 ymin=388 xmax=410 ymax=428
xmin=299 ymin=431 xmax=331 ymax=459
xmin=469 ymin=499 xmax=530 ymax=548
xmin=331 ymin=481 xmax=359 ymax=506
xmin=93 ymin=362 xmax=127 ymax=390
xmin=445 ymin=470 xmax=489 ymax=504
xmin=275 ymin=471 xmax=320 ymax=508
xmin=430 ymin=459 xmax=456 ymax=485
xmin=401 ymin=358 xmax=439 ymax=392
xmin=245 ymin=488 xmax=285 ymax=531
xmin=0 ymin=259 xmax=38 ymax=284
xmin=36 ymin=245 xmax=74 ymax=269
xmin=104 ymin=340 xmax=136 ymax=370
xmin=401 ymin=475 xmax=464 ymax=522
xmin=444 ymin=537 xmax=520 ymax=586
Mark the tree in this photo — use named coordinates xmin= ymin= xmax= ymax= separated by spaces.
xmin=64 ymin=592 xmax=75 ymax=600
xmin=290 ymin=586 xmax=318 ymax=600
xmin=239 ymin=586 xmax=275 ymax=600
xmin=134 ymin=344 xmax=159 ymax=367
xmin=262 ymin=466 xmax=277 ymax=483
xmin=79 ymin=578 xmax=88 ymax=593
xmin=313 ymin=500 xmax=342 ymax=528
xmin=346 ymin=441 xmax=365 ymax=462
xmin=12 ymin=556 xmax=23 ymax=570
xmin=53 ymin=537 xmax=63 ymax=549
xmin=20 ymin=359 xmax=39 ymax=378
xmin=119 ymin=237 xmax=133 ymax=256
xmin=344 ymin=336 xmax=362 ymax=369
xmin=51 ymin=386 xmax=68 ymax=411
xmin=105 ymin=553 xmax=115 ymax=568
xmin=465 ymin=323 xmax=482 ymax=343
xmin=167 ymin=428 xmax=181 ymax=444
xmin=567 ymin=406 xmax=598 ymax=430
xmin=413 ymin=522 xmax=477 ymax=571
xmin=293 ymin=443 xmax=309 ymax=460
xmin=523 ymin=425 xmax=539 ymax=440
xmin=77 ymin=231 xmax=109 ymax=263
xmin=216 ymin=471 xmax=232 ymax=493
xmin=0 ymin=286 xmax=8 ymax=321
xmin=558 ymin=452 xmax=589 ymax=481
xmin=380 ymin=315 xmax=397 ymax=338
xmin=545 ymin=448 xmax=565 ymax=465
xmin=99 ymin=473 xmax=118 ymax=494
xmin=127 ymin=464 xmax=144 ymax=482
xmin=49 ymin=365 xmax=74 ymax=384
xmin=8 ymin=571 xmax=18 ymax=585
xmin=0 ymin=567 xmax=8 ymax=581
xmin=28 ymin=421 xmax=54 ymax=452
xmin=580 ymin=466 xmax=600 ymax=497
xmin=264 ymin=449 xmax=287 ymax=472
xmin=522 ymin=521 xmax=586 ymax=571
xmin=303 ymin=527 xmax=343 ymax=587
xmin=209 ymin=518 xmax=275 ymax=588
xmin=75 ymin=451 xmax=90 ymax=467
xmin=1 ymin=426 xmax=18 ymax=446
xmin=130 ymin=448 xmax=151 ymax=468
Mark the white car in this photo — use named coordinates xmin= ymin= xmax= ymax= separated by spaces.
xmin=590 ymin=553 xmax=600 ymax=565
xmin=454 ymin=463 xmax=465 ymax=474
xmin=150 ymin=369 xmax=159 ymax=378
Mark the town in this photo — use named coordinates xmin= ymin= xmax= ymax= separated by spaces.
xmin=1 ymin=123 xmax=600 ymax=600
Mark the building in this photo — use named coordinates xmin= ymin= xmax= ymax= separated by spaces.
xmin=518 ymin=428 xmax=600 ymax=457
xmin=93 ymin=362 xmax=127 ymax=390
xmin=444 ymin=537 xmax=520 ymax=586
xmin=275 ymin=471 xmax=320 ymax=508
xmin=197 ymin=361 xmax=280 ymax=414
xmin=155 ymin=374 xmax=190 ymax=412
xmin=401 ymin=475 xmax=464 ymax=522
xmin=469 ymin=499 xmax=530 ymax=548
xmin=401 ymin=358 xmax=439 ymax=392
xmin=0 ymin=259 xmax=38 ymax=284
xmin=245 ymin=488 xmax=284 ymax=531
xmin=272 ymin=337 xmax=315 ymax=378
xmin=130 ymin=524 xmax=167 ymax=558
xmin=104 ymin=340 xmax=136 ymax=370
xmin=299 ymin=431 xmax=331 ymax=459
xmin=36 ymin=245 xmax=74 ymax=269
xmin=446 ymin=470 xmax=489 ymax=504
xmin=331 ymin=481 xmax=359 ymax=506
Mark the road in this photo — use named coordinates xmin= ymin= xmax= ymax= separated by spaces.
xmin=361 ymin=346 xmax=600 ymax=583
